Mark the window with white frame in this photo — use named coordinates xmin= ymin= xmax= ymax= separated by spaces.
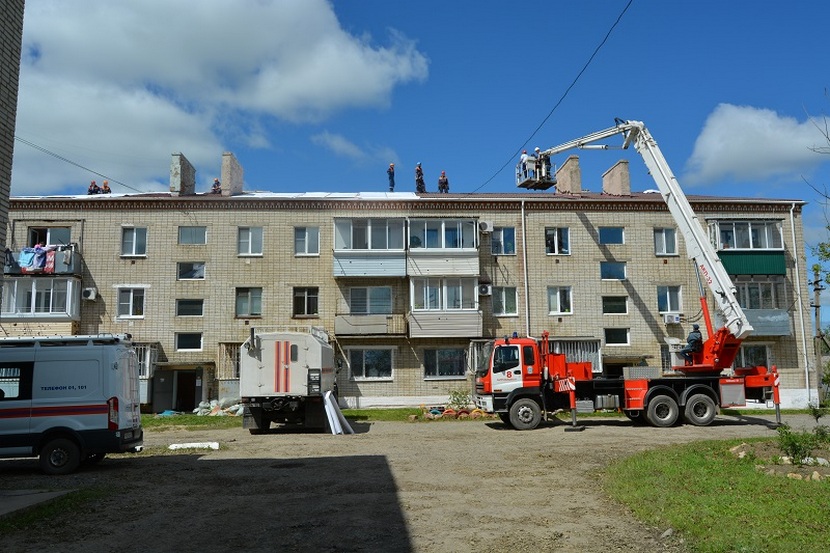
xmin=117 ymin=288 xmax=145 ymax=318
xmin=657 ymin=285 xmax=681 ymax=313
xmin=545 ymin=227 xmax=570 ymax=255
xmin=493 ymin=286 xmax=518 ymax=316
xmin=547 ymin=286 xmax=572 ymax=314
xmin=734 ymin=344 xmax=769 ymax=368
xmin=28 ymin=226 xmax=71 ymax=247
xmin=335 ymin=219 xmax=404 ymax=250
xmin=350 ymin=287 xmax=392 ymax=314
xmin=598 ymin=226 xmax=624 ymax=245
xmin=295 ymin=226 xmax=320 ymax=255
xmin=411 ymin=278 xmax=477 ymax=310
xmin=409 ymin=219 xmax=476 ymax=250
xmin=491 ymin=227 xmax=516 ymax=255
xmin=236 ymin=287 xmax=262 ymax=317
xmin=348 ymin=348 xmax=393 ymax=379
xmin=602 ymin=296 xmax=627 ymax=314
xmin=604 ymin=328 xmax=629 ymax=345
xmin=238 ymin=227 xmax=263 ymax=256
xmin=711 ymin=220 xmax=783 ymax=250
xmin=1 ymin=278 xmax=74 ymax=317
xmin=423 ymin=348 xmax=466 ymax=378
xmin=178 ymin=226 xmax=207 ymax=245
xmin=121 ymin=227 xmax=147 ymax=256
xmin=600 ymin=261 xmax=626 ymax=280
xmin=177 ymin=262 xmax=205 ymax=280
xmin=654 ymin=227 xmax=677 ymax=256
xmin=176 ymin=299 xmax=204 ymax=316
xmin=293 ymin=287 xmax=319 ymax=317
xmin=735 ymin=278 xmax=786 ymax=310
xmin=175 ymin=332 xmax=203 ymax=351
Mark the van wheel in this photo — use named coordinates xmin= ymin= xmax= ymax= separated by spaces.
xmin=646 ymin=395 xmax=679 ymax=428
xmin=684 ymin=394 xmax=717 ymax=426
xmin=40 ymin=438 xmax=81 ymax=475
xmin=509 ymin=398 xmax=541 ymax=430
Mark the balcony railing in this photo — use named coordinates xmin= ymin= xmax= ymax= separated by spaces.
xmin=4 ymin=245 xmax=81 ymax=275
xmin=334 ymin=313 xmax=407 ymax=336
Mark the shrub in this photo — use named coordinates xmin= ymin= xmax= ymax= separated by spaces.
xmin=776 ymin=424 xmax=818 ymax=464
xmin=447 ymin=388 xmax=473 ymax=411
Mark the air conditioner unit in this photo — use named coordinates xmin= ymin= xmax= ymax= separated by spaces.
xmin=478 ymin=284 xmax=492 ymax=296
xmin=478 ymin=221 xmax=494 ymax=233
xmin=82 ymin=287 xmax=98 ymax=301
xmin=662 ymin=312 xmax=681 ymax=324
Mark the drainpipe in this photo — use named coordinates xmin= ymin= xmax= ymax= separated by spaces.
xmin=790 ymin=202 xmax=811 ymax=405
xmin=521 ymin=200 xmax=530 ymax=335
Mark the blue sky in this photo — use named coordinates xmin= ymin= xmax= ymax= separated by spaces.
xmin=11 ymin=1 xmax=830 ymax=309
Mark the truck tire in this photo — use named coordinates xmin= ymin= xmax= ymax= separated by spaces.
xmin=40 ymin=438 xmax=82 ymax=475
xmin=497 ymin=412 xmax=513 ymax=427
xmin=624 ymin=410 xmax=647 ymax=425
xmin=645 ymin=395 xmax=679 ymax=428
xmin=509 ymin=398 xmax=541 ymax=430
xmin=683 ymin=393 xmax=717 ymax=426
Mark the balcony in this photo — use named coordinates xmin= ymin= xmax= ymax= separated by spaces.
xmin=335 ymin=313 xmax=407 ymax=336
xmin=333 ymin=250 xmax=407 ymax=277
xmin=407 ymin=249 xmax=479 ymax=277
xmin=408 ymin=310 xmax=483 ymax=339
xmin=4 ymin=245 xmax=81 ymax=276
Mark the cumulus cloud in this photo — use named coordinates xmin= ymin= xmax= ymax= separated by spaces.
xmin=12 ymin=0 xmax=428 ymax=194
xmin=684 ymin=104 xmax=828 ymax=185
xmin=311 ymin=132 xmax=366 ymax=161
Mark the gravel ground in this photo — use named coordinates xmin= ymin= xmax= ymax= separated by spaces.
xmin=0 ymin=413 xmax=815 ymax=553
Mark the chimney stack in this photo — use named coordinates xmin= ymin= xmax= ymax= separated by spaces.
xmin=170 ymin=153 xmax=197 ymax=196
xmin=602 ymin=160 xmax=631 ymax=196
xmin=554 ymin=155 xmax=582 ymax=194
xmin=221 ymin=152 xmax=244 ymax=196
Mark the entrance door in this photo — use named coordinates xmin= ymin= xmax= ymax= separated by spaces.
xmin=175 ymin=371 xmax=198 ymax=412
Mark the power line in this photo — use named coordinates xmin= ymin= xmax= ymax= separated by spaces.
xmin=473 ymin=0 xmax=634 ymax=192
xmin=14 ymin=135 xmax=146 ymax=193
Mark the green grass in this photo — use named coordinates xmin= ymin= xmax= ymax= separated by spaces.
xmin=141 ymin=413 xmax=242 ymax=430
xmin=341 ymin=408 xmax=422 ymax=421
xmin=0 ymin=488 xmax=107 ymax=533
xmin=604 ymin=439 xmax=830 ymax=553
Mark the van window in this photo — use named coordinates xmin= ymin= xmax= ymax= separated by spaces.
xmin=0 ymin=364 xmax=33 ymax=400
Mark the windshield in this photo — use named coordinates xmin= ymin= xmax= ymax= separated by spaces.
xmin=492 ymin=345 xmax=520 ymax=373
xmin=474 ymin=341 xmax=495 ymax=377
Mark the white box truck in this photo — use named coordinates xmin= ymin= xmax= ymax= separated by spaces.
xmin=240 ymin=327 xmax=337 ymax=433
xmin=0 ymin=334 xmax=143 ymax=474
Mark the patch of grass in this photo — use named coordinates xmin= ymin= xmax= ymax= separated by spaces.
xmin=604 ymin=439 xmax=830 ymax=553
xmin=0 ymin=488 xmax=106 ymax=533
xmin=141 ymin=414 xmax=242 ymax=430
xmin=341 ymin=408 xmax=421 ymax=422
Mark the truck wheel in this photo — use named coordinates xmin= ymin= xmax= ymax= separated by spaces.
xmin=645 ymin=395 xmax=679 ymax=428
xmin=40 ymin=438 xmax=81 ymax=475
xmin=684 ymin=394 xmax=717 ymax=426
xmin=497 ymin=412 xmax=513 ymax=427
xmin=509 ymin=398 xmax=541 ymax=430
xmin=624 ymin=410 xmax=646 ymax=425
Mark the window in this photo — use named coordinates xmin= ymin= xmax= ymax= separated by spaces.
xmin=117 ymin=288 xmax=145 ymax=318
xmin=412 ymin=278 xmax=477 ymax=310
xmin=602 ymin=296 xmax=628 ymax=314
xmin=348 ymin=348 xmax=393 ymax=379
xmin=493 ymin=286 xmax=518 ymax=316
xmin=335 ymin=219 xmax=404 ymax=250
xmin=491 ymin=227 xmax=516 ymax=255
xmin=238 ymin=227 xmax=263 ymax=256
xmin=654 ymin=228 xmax=677 ymax=256
xmin=599 ymin=226 xmax=624 ymax=244
xmin=424 ymin=348 xmax=466 ymax=378
xmin=236 ymin=288 xmax=262 ymax=317
xmin=293 ymin=287 xmax=319 ymax=317
xmin=604 ymin=328 xmax=629 ymax=345
xmin=545 ymin=227 xmax=570 ymax=255
xmin=735 ymin=344 xmax=769 ymax=368
xmin=178 ymin=226 xmax=207 ymax=245
xmin=712 ymin=221 xmax=783 ymax=250
xmin=409 ymin=219 xmax=476 ymax=249
xmin=0 ymin=367 xmax=25 ymax=400
xmin=600 ymin=261 xmax=626 ymax=280
xmin=175 ymin=333 xmax=202 ymax=351
xmin=121 ymin=227 xmax=147 ymax=256
xmin=28 ymin=226 xmax=71 ymax=247
xmin=350 ymin=287 xmax=392 ymax=314
xmin=1 ymin=278 xmax=72 ymax=316
xmin=657 ymin=285 xmax=681 ymax=313
xmin=177 ymin=262 xmax=205 ymax=280
xmin=547 ymin=286 xmax=572 ymax=314
xmin=735 ymin=279 xmax=786 ymax=309
xmin=176 ymin=299 xmax=204 ymax=316
xmin=295 ymin=227 xmax=320 ymax=255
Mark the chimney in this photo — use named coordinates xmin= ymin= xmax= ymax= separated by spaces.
xmin=554 ymin=155 xmax=581 ymax=194
xmin=602 ymin=160 xmax=631 ymax=196
xmin=221 ymin=152 xmax=244 ymax=196
xmin=170 ymin=153 xmax=196 ymax=196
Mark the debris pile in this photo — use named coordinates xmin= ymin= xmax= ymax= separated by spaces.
xmin=193 ymin=398 xmax=244 ymax=416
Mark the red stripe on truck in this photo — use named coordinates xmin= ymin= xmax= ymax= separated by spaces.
xmin=0 ymin=404 xmax=108 ymax=419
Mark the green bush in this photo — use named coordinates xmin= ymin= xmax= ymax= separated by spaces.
xmin=446 ymin=388 xmax=473 ymax=410
xmin=776 ymin=424 xmax=818 ymax=463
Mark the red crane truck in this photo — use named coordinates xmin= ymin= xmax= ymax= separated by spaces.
xmin=473 ymin=119 xmax=782 ymax=429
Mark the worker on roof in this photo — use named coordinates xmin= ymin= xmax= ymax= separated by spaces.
xmin=211 ymin=178 xmax=222 ymax=194
xmin=438 ymin=171 xmax=449 ymax=193
xmin=87 ymin=180 xmax=100 ymax=195
xmin=101 ymin=181 xmax=111 ymax=194
xmin=387 ymin=163 xmax=395 ymax=192
xmin=415 ymin=163 xmax=426 ymax=193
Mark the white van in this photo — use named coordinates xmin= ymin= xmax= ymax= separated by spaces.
xmin=0 ymin=334 xmax=143 ymax=474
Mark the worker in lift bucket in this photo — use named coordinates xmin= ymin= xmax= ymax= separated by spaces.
xmin=679 ymin=324 xmax=703 ymax=364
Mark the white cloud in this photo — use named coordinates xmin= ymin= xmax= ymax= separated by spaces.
xmin=310 ymin=132 xmax=366 ymax=161
xmin=12 ymin=0 xmax=428 ymax=195
xmin=684 ymin=104 xmax=828 ymax=185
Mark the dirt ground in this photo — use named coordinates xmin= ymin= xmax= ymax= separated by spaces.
xmin=0 ymin=413 xmax=821 ymax=553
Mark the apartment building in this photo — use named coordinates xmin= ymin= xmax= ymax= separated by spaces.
xmin=1 ymin=153 xmax=816 ymax=411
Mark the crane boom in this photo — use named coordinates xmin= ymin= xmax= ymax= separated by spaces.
xmin=531 ymin=119 xmax=752 ymax=342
